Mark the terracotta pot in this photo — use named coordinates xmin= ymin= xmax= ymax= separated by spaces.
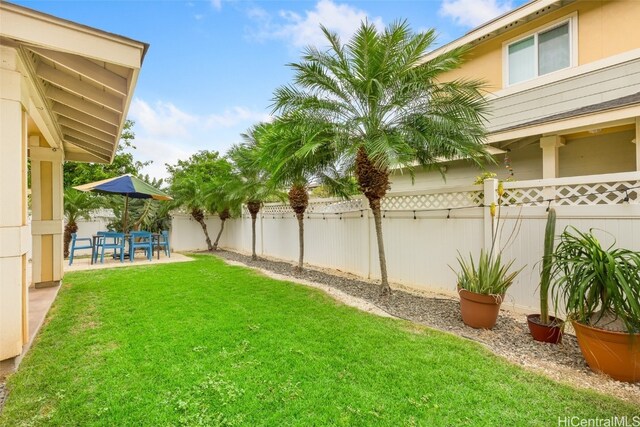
xmin=572 ymin=321 xmax=640 ymax=383
xmin=458 ymin=288 xmax=503 ymax=329
xmin=527 ymin=314 xmax=563 ymax=344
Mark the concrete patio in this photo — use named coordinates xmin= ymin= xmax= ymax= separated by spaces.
xmin=65 ymin=252 xmax=193 ymax=272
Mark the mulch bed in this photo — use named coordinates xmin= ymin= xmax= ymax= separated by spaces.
xmin=204 ymin=249 xmax=640 ymax=405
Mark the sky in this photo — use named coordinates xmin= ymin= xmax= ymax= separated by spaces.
xmin=14 ymin=0 xmax=528 ymax=180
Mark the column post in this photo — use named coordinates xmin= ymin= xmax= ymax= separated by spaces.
xmin=540 ymin=135 xmax=565 ymax=201
xmin=29 ymin=139 xmax=65 ymax=288
xmin=635 ymin=117 xmax=639 ymax=171
xmin=0 ymin=47 xmax=30 ymax=362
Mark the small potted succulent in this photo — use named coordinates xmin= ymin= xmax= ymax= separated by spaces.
xmin=455 ymin=249 xmax=522 ymax=329
xmin=527 ymin=207 xmax=564 ymax=344
xmin=551 ymin=227 xmax=640 ymax=383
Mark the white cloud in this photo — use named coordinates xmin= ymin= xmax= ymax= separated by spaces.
xmin=205 ymin=107 xmax=272 ymax=129
xmin=248 ymin=0 xmax=384 ymax=48
xmin=211 ymin=0 xmax=222 ymax=11
xmin=127 ymin=98 xmax=270 ymax=180
xmin=439 ymin=0 xmax=513 ymax=28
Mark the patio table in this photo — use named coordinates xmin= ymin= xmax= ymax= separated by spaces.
xmin=90 ymin=233 xmax=161 ymax=264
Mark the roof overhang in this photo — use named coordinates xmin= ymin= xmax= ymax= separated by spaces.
xmin=419 ymin=0 xmax=576 ymax=64
xmin=0 ymin=1 xmax=148 ymax=164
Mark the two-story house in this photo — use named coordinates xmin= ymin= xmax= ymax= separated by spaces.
xmin=391 ymin=0 xmax=640 ymax=191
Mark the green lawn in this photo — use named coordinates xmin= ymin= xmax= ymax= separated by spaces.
xmin=1 ymin=255 xmax=637 ymax=426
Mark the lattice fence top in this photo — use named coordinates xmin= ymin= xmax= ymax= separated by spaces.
xmin=243 ymin=178 xmax=638 ymax=216
xmin=502 ymin=180 xmax=640 ymax=206
xmin=381 ymin=190 xmax=483 ymax=211
xmin=555 ymin=181 xmax=640 ymax=206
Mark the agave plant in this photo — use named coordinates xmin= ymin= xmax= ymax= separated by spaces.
xmin=454 ymin=249 xmax=523 ymax=296
xmin=551 ymin=227 xmax=640 ymax=333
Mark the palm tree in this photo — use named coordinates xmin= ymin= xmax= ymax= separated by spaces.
xmin=272 ymin=21 xmax=491 ymax=295
xmin=63 ymin=188 xmax=99 ymax=258
xmin=258 ymin=115 xmax=352 ymax=271
xmin=171 ymin=177 xmax=213 ymax=250
xmin=228 ymin=125 xmax=283 ymax=261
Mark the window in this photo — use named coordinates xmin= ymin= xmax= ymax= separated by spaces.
xmin=506 ymin=19 xmax=573 ymax=86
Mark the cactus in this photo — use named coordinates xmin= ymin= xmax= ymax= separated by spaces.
xmin=540 ymin=207 xmax=557 ymax=324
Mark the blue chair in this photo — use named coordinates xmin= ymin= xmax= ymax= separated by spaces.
xmin=157 ymin=230 xmax=170 ymax=257
xmin=68 ymin=233 xmax=93 ymax=266
xmin=95 ymin=232 xmax=125 ymax=264
xmin=129 ymin=231 xmax=153 ymax=262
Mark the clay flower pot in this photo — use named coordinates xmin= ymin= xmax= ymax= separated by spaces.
xmin=527 ymin=314 xmax=563 ymax=344
xmin=573 ymin=321 xmax=640 ymax=383
xmin=458 ymin=288 xmax=504 ymax=329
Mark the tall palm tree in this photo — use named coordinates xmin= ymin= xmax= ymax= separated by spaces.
xmin=171 ymin=177 xmax=213 ymax=250
xmin=63 ymin=188 xmax=99 ymax=258
xmin=228 ymin=124 xmax=283 ymax=261
xmin=259 ymin=115 xmax=352 ymax=271
xmin=272 ymin=21 xmax=491 ymax=295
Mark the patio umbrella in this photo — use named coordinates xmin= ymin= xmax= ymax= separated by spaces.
xmin=73 ymin=174 xmax=173 ymax=232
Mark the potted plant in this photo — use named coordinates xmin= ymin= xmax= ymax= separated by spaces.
xmin=455 ymin=249 xmax=522 ymax=329
xmin=526 ymin=207 xmax=564 ymax=344
xmin=551 ymin=227 xmax=640 ymax=383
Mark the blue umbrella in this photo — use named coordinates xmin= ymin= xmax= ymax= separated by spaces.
xmin=74 ymin=174 xmax=172 ymax=231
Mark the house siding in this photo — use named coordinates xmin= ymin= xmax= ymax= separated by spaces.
xmin=438 ymin=0 xmax=640 ymax=93
xmin=487 ymin=58 xmax=640 ymax=132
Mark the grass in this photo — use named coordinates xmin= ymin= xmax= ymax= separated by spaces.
xmin=1 ymin=255 xmax=637 ymax=426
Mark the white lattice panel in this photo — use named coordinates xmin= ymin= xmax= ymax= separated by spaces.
xmin=381 ymin=191 xmax=482 ymax=210
xmin=502 ymin=181 xmax=640 ymax=206
xmin=554 ymin=181 xmax=640 ymax=206
xmin=501 ymin=187 xmax=545 ymax=206
xmin=261 ymin=204 xmax=294 ymax=215
xmin=310 ymin=199 xmax=366 ymax=213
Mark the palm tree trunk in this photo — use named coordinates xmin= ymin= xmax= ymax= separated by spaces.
xmin=191 ymin=208 xmax=212 ymax=251
xmin=247 ymin=201 xmax=261 ymax=261
xmin=63 ymin=221 xmax=78 ymax=258
xmin=199 ymin=219 xmax=213 ymax=251
xmin=355 ymin=147 xmax=391 ymax=296
xmin=288 ymin=184 xmax=308 ymax=273
xmin=296 ymin=213 xmax=304 ymax=272
xmin=370 ymin=200 xmax=391 ymax=296
xmin=213 ymin=219 xmax=225 ymax=251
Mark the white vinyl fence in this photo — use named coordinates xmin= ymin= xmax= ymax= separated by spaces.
xmin=170 ymin=172 xmax=640 ymax=312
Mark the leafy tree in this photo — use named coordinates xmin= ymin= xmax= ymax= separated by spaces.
xmin=166 ymin=151 xmax=231 ymax=251
xmin=227 ymin=126 xmax=284 ymax=260
xmin=63 ymin=189 xmax=100 ymax=258
xmin=258 ymin=115 xmax=353 ymax=271
xmin=273 ymin=21 xmax=491 ymax=295
xmin=63 ymin=120 xmax=150 ymax=188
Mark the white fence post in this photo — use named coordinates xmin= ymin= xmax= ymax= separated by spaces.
xmin=483 ymin=179 xmax=499 ymax=257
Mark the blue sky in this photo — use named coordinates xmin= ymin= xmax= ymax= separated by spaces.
xmin=15 ymin=0 xmax=527 ymax=180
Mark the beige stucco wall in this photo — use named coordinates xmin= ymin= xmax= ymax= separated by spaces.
xmin=390 ymin=129 xmax=635 ymax=192
xmin=439 ymin=0 xmax=640 ymax=92
xmin=559 ymin=129 xmax=636 ymax=177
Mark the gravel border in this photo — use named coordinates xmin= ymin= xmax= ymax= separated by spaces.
xmin=206 ymin=249 xmax=640 ymax=405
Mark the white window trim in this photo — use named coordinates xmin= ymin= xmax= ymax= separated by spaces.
xmin=502 ymin=12 xmax=578 ymax=88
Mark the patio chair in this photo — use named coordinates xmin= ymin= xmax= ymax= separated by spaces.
xmin=68 ymin=233 xmax=93 ymax=266
xmin=95 ymin=232 xmax=126 ymax=264
xmin=129 ymin=231 xmax=153 ymax=262
xmin=157 ymin=230 xmax=170 ymax=257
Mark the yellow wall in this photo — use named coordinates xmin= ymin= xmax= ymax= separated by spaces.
xmin=439 ymin=0 xmax=640 ymax=92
